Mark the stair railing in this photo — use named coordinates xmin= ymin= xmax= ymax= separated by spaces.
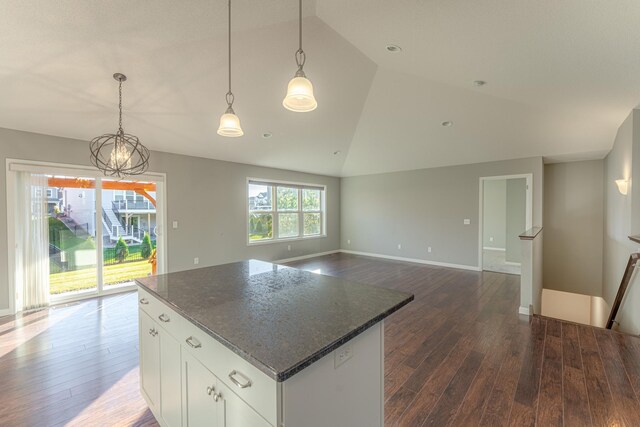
xmin=606 ymin=252 xmax=640 ymax=329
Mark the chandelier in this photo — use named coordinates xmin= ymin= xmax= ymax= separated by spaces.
xmin=90 ymin=73 xmax=150 ymax=178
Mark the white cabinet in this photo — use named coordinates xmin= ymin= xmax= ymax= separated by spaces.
xmin=182 ymin=349 xmax=270 ymax=427
xmin=160 ymin=330 xmax=182 ymax=427
xmin=182 ymin=350 xmax=223 ymax=426
xmin=140 ymin=310 xmax=161 ymax=412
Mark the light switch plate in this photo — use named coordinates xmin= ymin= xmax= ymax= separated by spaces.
xmin=463 ymin=219 xmax=471 ymax=225
xmin=172 ymin=220 xmax=178 ymax=229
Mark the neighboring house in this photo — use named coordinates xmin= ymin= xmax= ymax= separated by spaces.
xmin=48 ymin=187 xmax=157 ymax=246
xmin=249 ymin=191 xmax=272 ymax=210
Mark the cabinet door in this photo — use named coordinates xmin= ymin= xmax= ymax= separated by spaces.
xmin=183 ymin=350 xmax=219 ymax=427
xmin=160 ymin=329 xmax=182 ymax=426
xmin=217 ymin=381 xmax=271 ymax=427
xmin=140 ymin=310 xmax=161 ymax=410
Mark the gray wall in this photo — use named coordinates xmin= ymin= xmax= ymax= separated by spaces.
xmin=0 ymin=127 xmax=341 ymax=311
xmin=482 ymin=180 xmax=506 ymax=249
xmin=505 ymin=178 xmax=526 ymax=263
xmin=341 ymin=157 xmax=543 ymax=269
xmin=543 ymin=160 xmax=604 ymax=296
xmin=603 ymin=110 xmax=640 ymax=333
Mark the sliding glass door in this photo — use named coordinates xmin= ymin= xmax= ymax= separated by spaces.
xmin=11 ymin=164 xmax=165 ymax=307
xmin=47 ymin=176 xmax=98 ymax=298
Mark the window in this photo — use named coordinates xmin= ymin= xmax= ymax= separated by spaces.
xmin=248 ymin=179 xmax=325 ymax=243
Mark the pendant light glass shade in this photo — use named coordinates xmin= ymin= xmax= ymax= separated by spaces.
xmin=283 ymin=0 xmax=316 ymax=112
xmin=218 ymin=0 xmax=243 ymax=138
xmin=217 ymin=107 xmax=244 ymax=137
xmin=283 ymin=75 xmax=317 ymax=112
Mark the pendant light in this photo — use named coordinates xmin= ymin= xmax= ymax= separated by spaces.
xmin=282 ymin=0 xmax=317 ymax=112
xmin=90 ymin=73 xmax=150 ymax=178
xmin=217 ymin=0 xmax=243 ymax=137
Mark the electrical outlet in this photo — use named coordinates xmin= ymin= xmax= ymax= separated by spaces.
xmin=334 ymin=344 xmax=353 ymax=368
xmin=428 ymin=246 xmax=432 ymax=253
xmin=287 ymin=245 xmax=291 ymax=251
xmin=172 ymin=220 xmax=179 ymax=229
xmin=489 ymin=236 xmax=494 ymax=242
xmin=194 ymin=257 xmax=199 ymax=265
xmin=347 ymin=239 xmax=351 ymax=245
xmin=463 ymin=219 xmax=471 ymax=225
xmin=397 ymin=243 xmax=402 ymax=250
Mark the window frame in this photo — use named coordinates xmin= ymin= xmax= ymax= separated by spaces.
xmin=246 ymin=177 xmax=327 ymax=246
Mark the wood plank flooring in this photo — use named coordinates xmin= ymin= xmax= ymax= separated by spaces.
xmin=1 ymin=252 xmax=640 ymax=426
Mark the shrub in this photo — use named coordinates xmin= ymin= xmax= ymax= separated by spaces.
xmin=115 ymin=237 xmax=129 ymax=263
xmin=141 ymin=232 xmax=152 ymax=259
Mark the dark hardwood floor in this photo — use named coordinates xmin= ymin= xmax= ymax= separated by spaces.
xmin=1 ymin=252 xmax=640 ymax=426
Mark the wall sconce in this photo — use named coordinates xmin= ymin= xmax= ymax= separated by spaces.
xmin=616 ymin=179 xmax=628 ymax=195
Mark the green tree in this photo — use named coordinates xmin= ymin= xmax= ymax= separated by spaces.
xmin=141 ymin=232 xmax=153 ymax=259
xmin=115 ymin=237 xmax=129 ymax=263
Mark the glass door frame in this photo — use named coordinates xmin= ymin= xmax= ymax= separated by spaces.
xmin=5 ymin=159 xmax=167 ymax=312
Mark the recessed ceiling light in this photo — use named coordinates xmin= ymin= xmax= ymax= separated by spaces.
xmin=333 ymin=150 xmax=341 ymax=155
xmin=262 ymin=132 xmax=273 ymax=139
xmin=473 ymin=80 xmax=486 ymax=87
xmin=386 ymin=44 xmax=402 ymax=52
xmin=441 ymin=121 xmax=453 ymax=127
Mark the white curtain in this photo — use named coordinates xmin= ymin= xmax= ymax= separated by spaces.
xmin=15 ymin=172 xmax=50 ymax=311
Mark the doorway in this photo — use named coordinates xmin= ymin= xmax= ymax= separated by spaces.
xmin=6 ymin=160 xmax=166 ymax=312
xmin=479 ymin=175 xmax=532 ymax=275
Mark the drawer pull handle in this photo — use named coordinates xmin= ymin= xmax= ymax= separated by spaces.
xmin=139 ymin=298 xmax=149 ymax=305
xmin=206 ymin=386 xmax=215 ymax=396
xmin=213 ymin=392 xmax=222 ymax=402
xmin=228 ymin=370 xmax=252 ymax=389
xmin=149 ymin=328 xmax=158 ymax=337
xmin=158 ymin=313 xmax=170 ymax=323
xmin=186 ymin=336 xmax=202 ymax=349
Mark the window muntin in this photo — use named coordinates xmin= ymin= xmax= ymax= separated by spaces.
xmin=248 ymin=180 xmax=325 ymax=243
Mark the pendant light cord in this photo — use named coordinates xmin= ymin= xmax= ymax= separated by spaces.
xmin=294 ymin=0 xmax=306 ymax=74
xmin=226 ymin=0 xmax=235 ymax=109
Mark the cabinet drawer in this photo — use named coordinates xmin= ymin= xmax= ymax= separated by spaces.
xmin=175 ymin=314 xmax=277 ymax=426
xmin=138 ymin=287 xmax=184 ymax=340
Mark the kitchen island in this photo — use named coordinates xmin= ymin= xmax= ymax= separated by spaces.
xmin=136 ymin=259 xmax=413 ymax=427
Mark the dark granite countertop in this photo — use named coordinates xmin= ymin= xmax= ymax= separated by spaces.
xmin=136 ymin=260 xmax=413 ymax=382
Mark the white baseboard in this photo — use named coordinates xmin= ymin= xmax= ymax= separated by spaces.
xmin=505 ymin=261 xmax=522 ymax=267
xmin=274 ymin=250 xmax=340 ymax=264
xmin=518 ymin=306 xmax=531 ymax=316
xmin=483 ymin=247 xmax=506 ymax=251
xmin=0 ymin=308 xmax=13 ymax=318
xmin=339 ymin=250 xmax=481 ymax=272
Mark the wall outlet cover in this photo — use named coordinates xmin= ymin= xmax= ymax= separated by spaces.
xmin=463 ymin=219 xmax=471 ymax=225
xmin=194 ymin=257 xmax=199 ymax=265
xmin=172 ymin=220 xmax=179 ymax=229
xmin=334 ymin=344 xmax=353 ymax=369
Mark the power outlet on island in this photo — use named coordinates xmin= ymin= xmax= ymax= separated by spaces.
xmin=194 ymin=257 xmax=199 ymax=265
xmin=334 ymin=344 xmax=353 ymax=369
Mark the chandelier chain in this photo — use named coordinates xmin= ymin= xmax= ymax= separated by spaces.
xmin=118 ymin=79 xmax=123 ymax=134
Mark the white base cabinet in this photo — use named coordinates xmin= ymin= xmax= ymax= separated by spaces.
xmin=138 ymin=287 xmax=385 ymax=427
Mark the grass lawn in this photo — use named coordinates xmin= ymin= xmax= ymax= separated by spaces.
xmin=50 ymin=260 xmax=152 ymax=294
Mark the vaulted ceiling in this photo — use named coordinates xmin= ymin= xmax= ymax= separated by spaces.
xmin=1 ymin=0 xmax=639 ymax=176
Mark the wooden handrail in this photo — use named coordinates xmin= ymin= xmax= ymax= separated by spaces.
xmin=606 ymin=252 xmax=640 ymax=329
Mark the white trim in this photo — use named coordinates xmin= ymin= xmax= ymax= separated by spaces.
xmin=505 ymin=261 xmax=522 ymax=267
xmin=483 ymin=247 xmax=506 ymax=251
xmin=0 ymin=308 xmax=12 ymax=318
xmin=339 ymin=250 xmax=481 ymax=272
xmin=478 ymin=173 xmax=533 ymax=271
xmin=519 ymin=306 xmax=531 ymax=316
xmin=51 ymin=283 xmax=137 ymax=305
xmin=273 ymin=250 xmax=340 ymax=264
xmin=7 ymin=158 xmax=165 ymax=182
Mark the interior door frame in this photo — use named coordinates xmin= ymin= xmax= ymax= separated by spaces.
xmin=478 ymin=174 xmax=533 ymax=271
xmin=5 ymin=158 xmax=167 ymax=314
